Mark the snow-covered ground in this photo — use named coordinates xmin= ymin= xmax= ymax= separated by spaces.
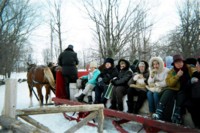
xmin=0 ymin=72 xmax=143 ymax=133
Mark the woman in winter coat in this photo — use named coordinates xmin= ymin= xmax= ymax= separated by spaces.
xmin=186 ymin=58 xmax=200 ymax=128
xmin=94 ymin=58 xmax=118 ymax=106
xmin=153 ymin=54 xmax=196 ymax=124
xmin=127 ymin=60 xmax=149 ymax=114
xmin=146 ymin=57 xmax=169 ymax=117
xmin=109 ymin=59 xmax=132 ymax=111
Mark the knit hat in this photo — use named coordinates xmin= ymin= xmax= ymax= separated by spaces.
xmin=90 ymin=61 xmax=98 ymax=68
xmin=138 ymin=62 xmax=145 ymax=67
xmin=104 ymin=58 xmax=114 ymax=65
xmin=67 ymin=44 xmax=73 ymax=50
xmin=172 ymin=54 xmax=184 ymax=65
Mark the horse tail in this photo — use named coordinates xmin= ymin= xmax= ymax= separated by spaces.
xmin=44 ymin=67 xmax=56 ymax=89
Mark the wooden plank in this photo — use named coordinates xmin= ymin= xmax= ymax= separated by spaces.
xmin=52 ymin=97 xmax=200 ymax=133
xmin=0 ymin=115 xmax=46 ymax=133
xmin=65 ymin=111 xmax=98 ymax=133
xmin=19 ymin=116 xmax=53 ymax=133
xmin=97 ymin=109 xmax=104 ymax=133
xmin=16 ymin=104 xmax=104 ymax=116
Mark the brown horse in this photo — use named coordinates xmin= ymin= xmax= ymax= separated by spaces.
xmin=27 ymin=63 xmax=56 ymax=106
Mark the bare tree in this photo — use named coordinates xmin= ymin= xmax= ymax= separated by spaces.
xmin=46 ymin=0 xmax=63 ymax=54
xmin=153 ymin=0 xmax=199 ymax=59
xmin=129 ymin=8 xmax=153 ymax=62
xmin=166 ymin=0 xmax=200 ymax=58
xmin=42 ymin=48 xmax=51 ymax=65
xmin=82 ymin=0 xmax=153 ymax=61
xmin=0 ymin=0 xmax=38 ymax=77
xmin=0 ymin=0 xmax=8 ymax=15
xmin=53 ymin=45 xmax=60 ymax=63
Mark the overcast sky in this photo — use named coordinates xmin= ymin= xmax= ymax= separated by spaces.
xmin=29 ymin=0 xmax=181 ymax=64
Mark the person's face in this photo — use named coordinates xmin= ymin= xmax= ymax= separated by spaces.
xmin=196 ymin=62 xmax=200 ymax=72
xmin=90 ymin=67 xmax=95 ymax=72
xmin=174 ymin=60 xmax=184 ymax=69
xmin=139 ymin=65 xmax=145 ymax=73
xmin=120 ymin=63 xmax=126 ymax=70
xmin=105 ymin=62 xmax=112 ymax=69
xmin=152 ymin=61 xmax=159 ymax=70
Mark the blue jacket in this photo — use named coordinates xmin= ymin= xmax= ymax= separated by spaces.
xmin=81 ymin=69 xmax=100 ymax=85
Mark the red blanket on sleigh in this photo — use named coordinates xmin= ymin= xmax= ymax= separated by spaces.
xmin=56 ymin=70 xmax=89 ymax=99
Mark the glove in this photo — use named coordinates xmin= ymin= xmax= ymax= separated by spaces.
xmin=97 ymin=77 xmax=105 ymax=87
xmin=97 ymin=77 xmax=103 ymax=82
xmin=191 ymin=77 xmax=198 ymax=84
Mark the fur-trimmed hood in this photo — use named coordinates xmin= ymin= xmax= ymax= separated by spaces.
xmin=149 ymin=57 xmax=165 ymax=74
xmin=116 ymin=59 xmax=130 ymax=71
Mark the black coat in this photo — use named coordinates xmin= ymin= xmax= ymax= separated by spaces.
xmin=58 ymin=48 xmax=79 ymax=81
xmin=112 ymin=59 xmax=132 ymax=86
xmin=188 ymin=71 xmax=200 ymax=99
xmin=98 ymin=67 xmax=118 ymax=85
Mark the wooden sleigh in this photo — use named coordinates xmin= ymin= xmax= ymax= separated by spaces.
xmin=52 ymin=70 xmax=200 ymax=133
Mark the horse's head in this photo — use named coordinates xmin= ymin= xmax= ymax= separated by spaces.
xmin=48 ymin=63 xmax=61 ymax=81
xmin=47 ymin=62 xmax=56 ymax=67
xmin=27 ymin=62 xmax=37 ymax=72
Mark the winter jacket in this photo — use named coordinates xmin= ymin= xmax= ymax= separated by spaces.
xmin=128 ymin=60 xmax=149 ymax=84
xmin=112 ymin=59 xmax=132 ymax=86
xmin=189 ymin=71 xmax=200 ymax=98
xmin=97 ymin=67 xmax=118 ymax=85
xmin=58 ymin=48 xmax=79 ymax=79
xmin=128 ymin=60 xmax=149 ymax=91
xmin=81 ymin=69 xmax=100 ymax=86
xmin=148 ymin=57 xmax=169 ymax=92
xmin=166 ymin=65 xmax=195 ymax=91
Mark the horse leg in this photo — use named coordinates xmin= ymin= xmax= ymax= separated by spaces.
xmin=45 ymin=85 xmax=51 ymax=104
xmin=36 ymin=85 xmax=43 ymax=106
xmin=28 ymin=85 xmax=33 ymax=107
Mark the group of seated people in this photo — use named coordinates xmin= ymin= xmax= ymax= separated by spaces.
xmin=75 ymin=54 xmax=200 ymax=129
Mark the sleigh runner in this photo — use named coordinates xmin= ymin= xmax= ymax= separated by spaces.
xmin=52 ymin=70 xmax=200 ymax=133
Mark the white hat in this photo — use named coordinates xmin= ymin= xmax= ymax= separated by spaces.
xmin=90 ymin=61 xmax=98 ymax=68
xmin=138 ymin=62 xmax=145 ymax=67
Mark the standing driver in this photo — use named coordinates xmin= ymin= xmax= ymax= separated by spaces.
xmin=58 ymin=44 xmax=79 ymax=99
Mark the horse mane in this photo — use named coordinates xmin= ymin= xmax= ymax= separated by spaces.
xmin=43 ymin=67 xmax=55 ymax=89
xmin=47 ymin=62 xmax=60 ymax=81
